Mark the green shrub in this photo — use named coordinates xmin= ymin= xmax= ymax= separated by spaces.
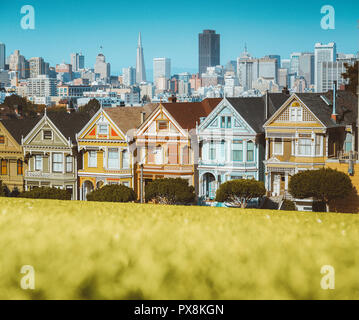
xmin=289 ymin=168 xmax=353 ymax=212
xmin=20 ymin=187 xmax=72 ymax=200
xmin=281 ymin=199 xmax=296 ymax=211
xmin=87 ymin=184 xmax=136 ymax=203
xmin=215 ymin=179 xmax=265 ymax=208
xmin=312 ymin=201 xmax=327 ymax=212
xmin=145 ymin=178 xmax=195 ymax=205
xmin=0 ymin=181 xmax=10 ymax=197
xmin=9 ymin=187 xmax=20 ymax=198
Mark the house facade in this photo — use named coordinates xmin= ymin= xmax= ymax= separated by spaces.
xmin=22 ymin=111 xmax=90 ymax=199
xmin=263 ymin=91 xmax=357 ymax=209
xmin=76 ymin=106 xmax=155 ymax=200
xmin=196 ymin=94 xmax=289 ymax=200
xmin=0 ymin=118 xmax=38 ymax=191
xmin=135 ymin=99 xmax=221 ymax=199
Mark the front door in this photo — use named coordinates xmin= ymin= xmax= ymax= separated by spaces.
xmin=273 ymin=174 xmax=281 ymax=196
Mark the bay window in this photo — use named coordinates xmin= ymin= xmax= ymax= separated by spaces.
xmin=122 ymin=150 xmax=129 ymax=168
xmin=66 ymin=156 xmax=73 ymax=173
xmin=35 ymin=155 xmax=42 ymax=171
xmin=88 ymin=151 xmax=97 ymax=168
xmin=232 ymin=140 xmax=243 ymax=161
xmin=247 ymin=141 xmax=254 ymax=162
xmin=298 ymin=138 xmax=312 ymax=156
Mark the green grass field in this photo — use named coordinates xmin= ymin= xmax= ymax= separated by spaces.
xmin=0 ymin=197 xmax=359 ymax=300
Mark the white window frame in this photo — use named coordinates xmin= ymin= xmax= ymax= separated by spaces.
xmin=289 ymin=107 xmax=303 ymax=122
xmin=272 ymin=138 xmax=283 ymax=156
xmin=43 ymin=130 xmax=53 ymax=140
xmin=297 ymin=138 xmax=312 ymax=156
xmin=34 ymin=155 xmax=42 ymax=171
xmin=122 ymin=150 xmax=129 ymax=169
xmin=66 ymin=156 xmax=73 ymax=173
xmin=98 ymin=123 xmax=108 ymax=135
xmin=88 ymin=151 xmax=97 ymax=168
xmin=315 ymin=135 xmax=323 ymax=156
xmin=108 ymin=148 xmax=119 ymax=169
xmin=52 ymin=153 xmax=64 ymax=173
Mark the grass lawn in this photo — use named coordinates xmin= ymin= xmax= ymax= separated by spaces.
xmin=0 ymin=197 xmax=359 ymax=300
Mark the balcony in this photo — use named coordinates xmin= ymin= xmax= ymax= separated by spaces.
xmin=25 ymin=170 xmax=76 ymax=180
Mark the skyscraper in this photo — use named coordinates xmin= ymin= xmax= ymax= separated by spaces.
xmin=94 ymin=53 xmax=110 ymax=81
xmin=136 ymin=32 xmax=146 ymax=83
xmin=71 ymin=52 xmax=85 ymax=72
xmin=314 ymin=42 xmax=336 ymax=92
xmin=122 ymin=66 xmax=136 ymax=86
xmin=0 ymin=43 xmax=5 ymax=70
xmin=29 ymin=57 xmax=45 ymax=78
xmin=153 ymin=58 xmax=171 ymax=82
xmin=298 ymin=53 xmax=314 ymax=86
xmin=198 ymin=30 xmax=220 ymax=75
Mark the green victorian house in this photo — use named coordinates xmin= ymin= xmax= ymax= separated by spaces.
xmin=21 ymin=111 xmax=90 ymax=199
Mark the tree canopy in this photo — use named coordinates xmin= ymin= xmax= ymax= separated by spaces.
xmin=215 ymin=179 xmax=265 ymax=208
xmin=289 ymin=168 xmax=353 ymax=212
xmin=342 ymin=61 xmax=358 ymax=96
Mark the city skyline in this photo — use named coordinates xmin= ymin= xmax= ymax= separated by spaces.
xmin=0 ymin=0 xmax=358 ymax=75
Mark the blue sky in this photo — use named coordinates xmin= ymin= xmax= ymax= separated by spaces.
xmin=0 ymin=0 xmax=358 ymax=76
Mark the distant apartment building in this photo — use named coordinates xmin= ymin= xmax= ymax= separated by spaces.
xmin=29 ymin=57 xmax=45 ymax=78
xmin=58 ymin=85 xmax=92 ymax=98
xmin=199 ymin=30 xmax=220 ymax=75
xmin=122 ymin=67 xmax=136 ymax=86
xmin=314 ymin=42 xmax=336 ymax=92
xmin=26 ymin=75 xmax=57 ymax=98
xmin=278 ymin=68 xmax=288 ymax=88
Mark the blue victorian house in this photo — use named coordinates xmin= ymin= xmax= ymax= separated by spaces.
xmin=196 ymin=93 xmax=289 ymax=201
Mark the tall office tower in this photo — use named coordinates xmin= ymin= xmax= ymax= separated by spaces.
xmin=259 ymin=57 xmax=278 ymax=83
xmin=0 ymin=43 xmax=5 ymax=70
xmin=237 ymin=47 xmax=258 ymax=91
xmin=290 ymin=52 xmax=301 ymax=75
xmin=122 ymin=66 xmax=136 ymax=86
xmin=29 ymin=57 xmax=45 ymax=78
xmin=153 ymin=58 xmax=171 ymax=82
xmin=268 ymin=55 xmax=281 ymax=70
xmin=71 ymin=52 xmax=85 ymax=72
xmin=94 ymin=53 xmax=111 ymax=81
xmin=9 ymin=50 xmax=28 ymax=79
xmin=281 ymin=59 xmax=291 ymax=71
xmin=198 ymin=30 xmax=220 ymax=75
xmin=317 ymin=61 xmax=349 ymax=92
xmin=136 ymin=32 xmax=146 ymax=83
xmin=314 ymin=42 xmax=336 ymax=92
xmin=78 ymin=53 xmax=85 ymax=70
xmin=278 ymin=68 xmax=288 ymax=88
xmin=298 ymin=53 xmax=314 ymax=86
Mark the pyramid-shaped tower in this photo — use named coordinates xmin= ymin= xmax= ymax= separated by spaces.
xmin=136 ymin=32 xmax=146 ymax=83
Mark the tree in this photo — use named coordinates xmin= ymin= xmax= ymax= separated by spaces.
xmin=342 ymin=61 xmax=358 ymax=96
xmin=289 ymin=168 xmax=353 ymax=212
xmin=1 ymin=94 xmax=45 ymax=117
xmin=145 ymin=178 xmax=195 ymax=205
xmin=215 ymin=179 xmax=266 ymax=208
xmin=78 ymin=99 xmax=101 ymax=117
xmin=87 ymin=184 xmax=136 ymax=202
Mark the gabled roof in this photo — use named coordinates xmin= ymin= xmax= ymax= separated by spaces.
xmin=161 ymin=98 xmax=222 ymax=130
xmin=46 ymin=112 xmax=91 ymax=143
xmin=296 ymin=91 xmax=358 ymax=128
xmin=105 ymin=104 xmax=157 ymax=136
xmin=1 ymin=117 xmax=40 ymax=144
xmin=226 ymin=93 xmax=290 ymax=133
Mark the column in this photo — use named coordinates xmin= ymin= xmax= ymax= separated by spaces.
xmin=265 ymin=138 xmax=269 ymax=160
xmin=285 ymin=172 xmax=289 ymax=190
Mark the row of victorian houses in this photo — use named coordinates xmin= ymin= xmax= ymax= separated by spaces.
xmin=0 ymin=90 xmax=358 ymax=211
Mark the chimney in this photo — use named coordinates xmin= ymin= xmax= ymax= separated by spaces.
xmin=331 ymin=81 xmax=337 ymax=122
xmin=140 ymin=111 xmax=146 ymax=124
xmin=168 ymin=95 xmax=177 ymax=103
xmin=265 ymin=90 xmax=269 ymax=120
